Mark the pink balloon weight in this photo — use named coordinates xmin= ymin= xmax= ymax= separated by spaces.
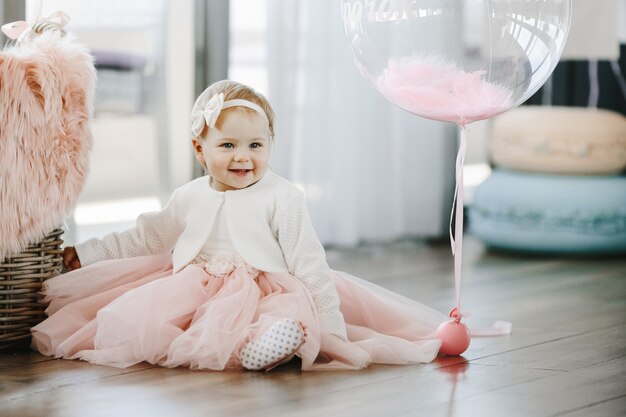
xmin=341 ymin=0 xmax=572 ymax=125
xmin=436 ymin=320 xmax=471 ymax=356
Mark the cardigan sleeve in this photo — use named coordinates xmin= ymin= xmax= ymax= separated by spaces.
xmin=75 ymin=188 xmax=184 ymax=266
xmin=275 ymin=190 xmax=348 ymax=340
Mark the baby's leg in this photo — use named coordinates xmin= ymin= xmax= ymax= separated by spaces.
xmin=239 ymin=318 xmax=305 ymax=371
xmin=235 ymin=271 xmax=317 ymax=371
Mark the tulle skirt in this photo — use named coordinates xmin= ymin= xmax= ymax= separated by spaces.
xmin=31 ymin=254 xmax=445 ymax=370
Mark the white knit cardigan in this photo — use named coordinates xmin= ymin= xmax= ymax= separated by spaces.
xmin=75 ymin=171 xmax=348 ymax=339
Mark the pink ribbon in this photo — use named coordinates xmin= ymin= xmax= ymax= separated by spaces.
xmin=1 ymin=11 xmax=70 ymax=40
xmin=448 ymin=126 xmax=511 ymax=336
xmin=449 ymin=126 xmax=467 ymax=318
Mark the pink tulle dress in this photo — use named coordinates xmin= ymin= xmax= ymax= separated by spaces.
xmin=31 ymin=205 xmax=444 ymax=371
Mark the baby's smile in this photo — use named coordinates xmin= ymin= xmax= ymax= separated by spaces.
xmin=230 ymin=169 xmax=252 ymax=177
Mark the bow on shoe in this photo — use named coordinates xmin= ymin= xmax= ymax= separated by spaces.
xmin=1 ymin=11 xmax=70 ymax=40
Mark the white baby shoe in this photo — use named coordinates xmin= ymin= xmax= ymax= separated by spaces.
xmin=240 ymin=318 xmax=305 ymax=371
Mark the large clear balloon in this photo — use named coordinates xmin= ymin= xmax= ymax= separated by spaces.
xmin=342 ymin=0 xmax=572 ymax=125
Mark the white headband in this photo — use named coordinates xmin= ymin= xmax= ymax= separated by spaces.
xmin=190 ymin=92 xmax=269 ymax=137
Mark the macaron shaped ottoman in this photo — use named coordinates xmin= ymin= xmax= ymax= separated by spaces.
xmin=469 ymin=170 xmax=626 ymax=254
xmin=490 ymin=106 xmax=626 ymax=175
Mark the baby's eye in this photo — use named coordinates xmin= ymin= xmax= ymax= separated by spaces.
xmin=250 ymin=142 xmax=262 ymax=149
xmin=221 ymin=143 xmax=234 ymax=149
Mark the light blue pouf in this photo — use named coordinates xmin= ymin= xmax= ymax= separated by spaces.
xmin=469 ymin=170 xmax=626 ymax=254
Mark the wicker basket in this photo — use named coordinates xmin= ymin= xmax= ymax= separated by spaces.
xmin=0 ymin=228 xmax=63 ymax=350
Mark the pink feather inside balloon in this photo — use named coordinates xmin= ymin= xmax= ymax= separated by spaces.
xmin=375 ymin=56 xmax=513 ymax=125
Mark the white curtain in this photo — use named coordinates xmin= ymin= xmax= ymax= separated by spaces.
xmin=266 ymin=0 xmax=457 ymax=246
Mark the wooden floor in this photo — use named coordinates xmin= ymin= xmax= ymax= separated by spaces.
xmin=1 ymin=236 xmax=624 ymax=417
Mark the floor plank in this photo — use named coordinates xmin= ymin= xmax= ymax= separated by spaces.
xmin=1 ymin=358 xmax=155 ymax=402
xmin=471 ymin=325 xmax=625 ymax=371
xmin=556 ymin=395 xmax=626 ymax=417
xmin=0 ymin=352 xmax=54 ymax=372
xmin=241 ymin=362 xmax=560 ymax=417
xmin=417 ymin=357 xmax=626 ymax=417
xmin=0 ymin=361 xmax=557 ymax=417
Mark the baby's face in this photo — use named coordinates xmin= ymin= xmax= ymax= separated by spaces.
xmin=194 ymin=109 xmax=270 ymax=191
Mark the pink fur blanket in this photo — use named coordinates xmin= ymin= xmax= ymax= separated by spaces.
xmin=0 ymin=32 xmax=95 ymax=258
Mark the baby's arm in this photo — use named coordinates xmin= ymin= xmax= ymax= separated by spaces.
xmin=275 ymin=190 xmax=348 ymax=340
xmin=75 ymin=189 xmax=183 ymax=266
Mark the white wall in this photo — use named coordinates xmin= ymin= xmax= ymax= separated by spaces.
xmin=562 ymin=0 xmax=621 ymax=60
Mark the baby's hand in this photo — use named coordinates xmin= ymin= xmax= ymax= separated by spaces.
xmin=62 ymin=246 xmax=81 ymax=272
